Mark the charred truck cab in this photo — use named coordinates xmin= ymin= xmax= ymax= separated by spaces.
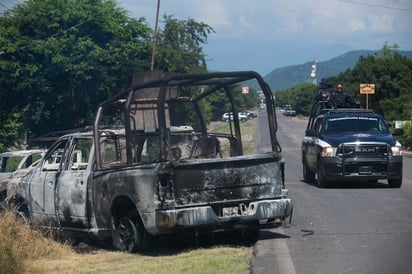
xmin=11 ymin=71 xmax=292 ymax=253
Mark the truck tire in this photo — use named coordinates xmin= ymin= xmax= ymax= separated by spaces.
xmin=112 ymin=214 xmax=151 ymax=253
xmin=302 ymin=158 xmax=315 ymax=184
xmin=317 ymin=160 xmax=328 ymax=188
xmin=388 ymin=179 xmax=402 ymax=188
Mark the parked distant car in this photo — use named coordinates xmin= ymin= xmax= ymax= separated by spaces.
xmin=0 ymin=149 xmax=45 ymax=209
xmin=222 ymin=112 xmax=249 ymax=122
xmin=243 ymin=111 xmax=257 ymax=119
xmin=283 ymin=105 xmax=296 ymax=117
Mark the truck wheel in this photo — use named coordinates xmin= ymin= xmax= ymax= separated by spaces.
xmin=317 ymin=161 xmax=328 ymax=188
xmin=388 ymin=179 xmax=402 ymax=188
xmin=112 ymin=214 xmax=151 ymax=253
xmin=302 ymin=159 xmax=315 ymax=184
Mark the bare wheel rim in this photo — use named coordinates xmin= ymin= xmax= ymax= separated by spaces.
xmin=116 ymin=217 xmax=138 ymax=253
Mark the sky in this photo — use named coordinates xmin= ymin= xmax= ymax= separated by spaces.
xmin=118 ymin=0 xmax=412 ymax=75
xmin=1 ymin=0 xmax=411 ymax=75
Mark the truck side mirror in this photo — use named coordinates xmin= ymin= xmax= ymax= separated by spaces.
xmin=306 ymin=129 xmax=317 ymax=137
xmin=393 ymin=128 xmax=404 ymax=136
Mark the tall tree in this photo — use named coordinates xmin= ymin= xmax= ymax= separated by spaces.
xmin=154 ymin=15 xmax=214 ymax=73
xmin=338 ymin=44 xmax=412 ymax=120
xmin=0 ymin=0 xmax=152 ymax=148
xmin=0 ymin=3 xmax=217 ymax=150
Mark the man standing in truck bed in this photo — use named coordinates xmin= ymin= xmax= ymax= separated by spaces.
xmin=329 ymin=83 xmax=357 ymax=108
xmin=316 ymin=79 xmax=333 ymax=106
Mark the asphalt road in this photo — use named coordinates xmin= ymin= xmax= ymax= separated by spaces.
xmin=251 ymin=110 xmax=412 ymax=274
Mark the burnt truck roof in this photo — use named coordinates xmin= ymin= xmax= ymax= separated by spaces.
xmin=100 ymin=71 xmax=273 ymax=107
xmin=93 ymin=71 xmax=281 ymax=169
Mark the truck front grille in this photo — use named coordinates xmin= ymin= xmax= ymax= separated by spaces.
xmin=338 ymin=143 xmax=389 ymax=159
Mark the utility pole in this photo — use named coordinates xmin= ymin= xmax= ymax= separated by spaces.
xmin=310 ymin=59 xmax=317 ymax=84
xmin=150 ymin=0 xmax=161 ymax=71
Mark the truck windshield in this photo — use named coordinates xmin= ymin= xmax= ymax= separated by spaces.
xmin=325 ymin=116 xmax=389 ymax=134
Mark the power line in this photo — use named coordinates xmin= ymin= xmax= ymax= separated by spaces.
xmin=339 ymin=0 xmax=411 ymax=11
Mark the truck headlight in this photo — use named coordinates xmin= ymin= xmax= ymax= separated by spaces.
xmin=391 ymin=146 xmax=402 ymax=156
xmin=321 ymin=147 xmax=337 ymax=157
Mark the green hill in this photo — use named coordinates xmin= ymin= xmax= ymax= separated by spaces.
xmin=263 ymin=50 xmax=412 ymax=91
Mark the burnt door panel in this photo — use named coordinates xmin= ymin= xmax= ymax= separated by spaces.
xmin=56 ymin=138 xmax=92 ymax=229
xmin=29 ymin=139 xmax=69 ymax=224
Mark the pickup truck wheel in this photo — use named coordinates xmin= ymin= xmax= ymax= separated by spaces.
xmin=302 ymin=159 xmax=315 ymax=184
xmin=112 ymin=215 xmax=150 ymax=253
xmin=388 ymin=179 xmax=402 ymax=188
xmin=317 ymin=162 xmax=328 ymax=188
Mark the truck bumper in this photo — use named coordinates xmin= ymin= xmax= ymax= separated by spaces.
xmin=152 ymin=192 xmax=292 ymax=234
xmin=321 ymin=156 xmax=403 ymax=181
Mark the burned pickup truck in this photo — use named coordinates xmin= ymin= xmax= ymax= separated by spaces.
xmin=9 ymin=71 xmax=292 ymax=252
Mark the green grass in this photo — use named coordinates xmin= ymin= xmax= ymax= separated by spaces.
xmin=209 ymin=120 xmax=257 ymax=155
xmin=1 ymin=209 xmax=252 ymax=273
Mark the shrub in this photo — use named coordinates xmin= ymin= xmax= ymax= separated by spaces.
xmin=0 ymin=210 xmax=73 ymax=273
xmin=0 ymin=212 xmax=25 ymax=273
xmin=399 ymin=121 xmax=412 ymax=149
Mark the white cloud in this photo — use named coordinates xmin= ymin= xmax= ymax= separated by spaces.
xmin=118 ymin=0 xmax=412 ymax=73
xmin=191 ymin=0 xmax=232 ymax=29
xmin=348 ymin=20 xmax=367 ymax=31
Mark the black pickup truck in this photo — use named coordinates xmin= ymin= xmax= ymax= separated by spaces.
xmin=301 ymin=105 xmax=403 ymax=188
xmin=8 ymin=71 xmax=292 ymax=252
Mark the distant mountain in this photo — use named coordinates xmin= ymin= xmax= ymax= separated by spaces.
xmin=262 ymin=50 xmax=412 ymax=91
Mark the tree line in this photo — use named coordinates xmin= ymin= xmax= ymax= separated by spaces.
xmin=275 ymin=44 xmax=412 ymax=148
xmin=0 ymin=0 xmax=259 ymax=152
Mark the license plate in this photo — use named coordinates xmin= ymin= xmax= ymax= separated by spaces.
xmin=222 ymin=206 xmax=239 ymax=216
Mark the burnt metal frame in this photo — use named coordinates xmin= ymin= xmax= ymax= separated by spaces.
xmin=94 ymin=71 xmax=280 ymax=169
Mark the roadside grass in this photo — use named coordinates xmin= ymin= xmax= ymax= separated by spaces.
xmin=0 ymin=210 xmax=72 ymax=274
xmin=209 ymin=119 xmax=257 ymax=155
xmin=27 ymin=246 xmax=251 ymax=274
xmin=1 ymin=209 xmax=252 ymax=273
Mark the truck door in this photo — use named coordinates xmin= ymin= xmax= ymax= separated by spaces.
xmin=56 ymin=137 xmax=92 ymax=229
xmin=29 ymin=138 xmax=69 ymax=224
xmin=307 ymin=117 xmax=323 ymax=169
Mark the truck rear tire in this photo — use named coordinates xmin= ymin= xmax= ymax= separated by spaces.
xmin=112 ymin=214 xmax=151 ymax=253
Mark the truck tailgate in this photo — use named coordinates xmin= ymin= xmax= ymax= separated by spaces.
xmin=172 ymin=153 xmax=283 ymax=206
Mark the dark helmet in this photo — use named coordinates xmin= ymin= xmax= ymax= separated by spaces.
xmin=319 ymin=78 xmax=332 ymax=87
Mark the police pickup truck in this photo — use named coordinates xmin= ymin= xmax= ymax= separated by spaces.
xmin=302 ymin=107 xmax=403 ymax=188
xmin=9 ymin=71 xmax=292 ymax=253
